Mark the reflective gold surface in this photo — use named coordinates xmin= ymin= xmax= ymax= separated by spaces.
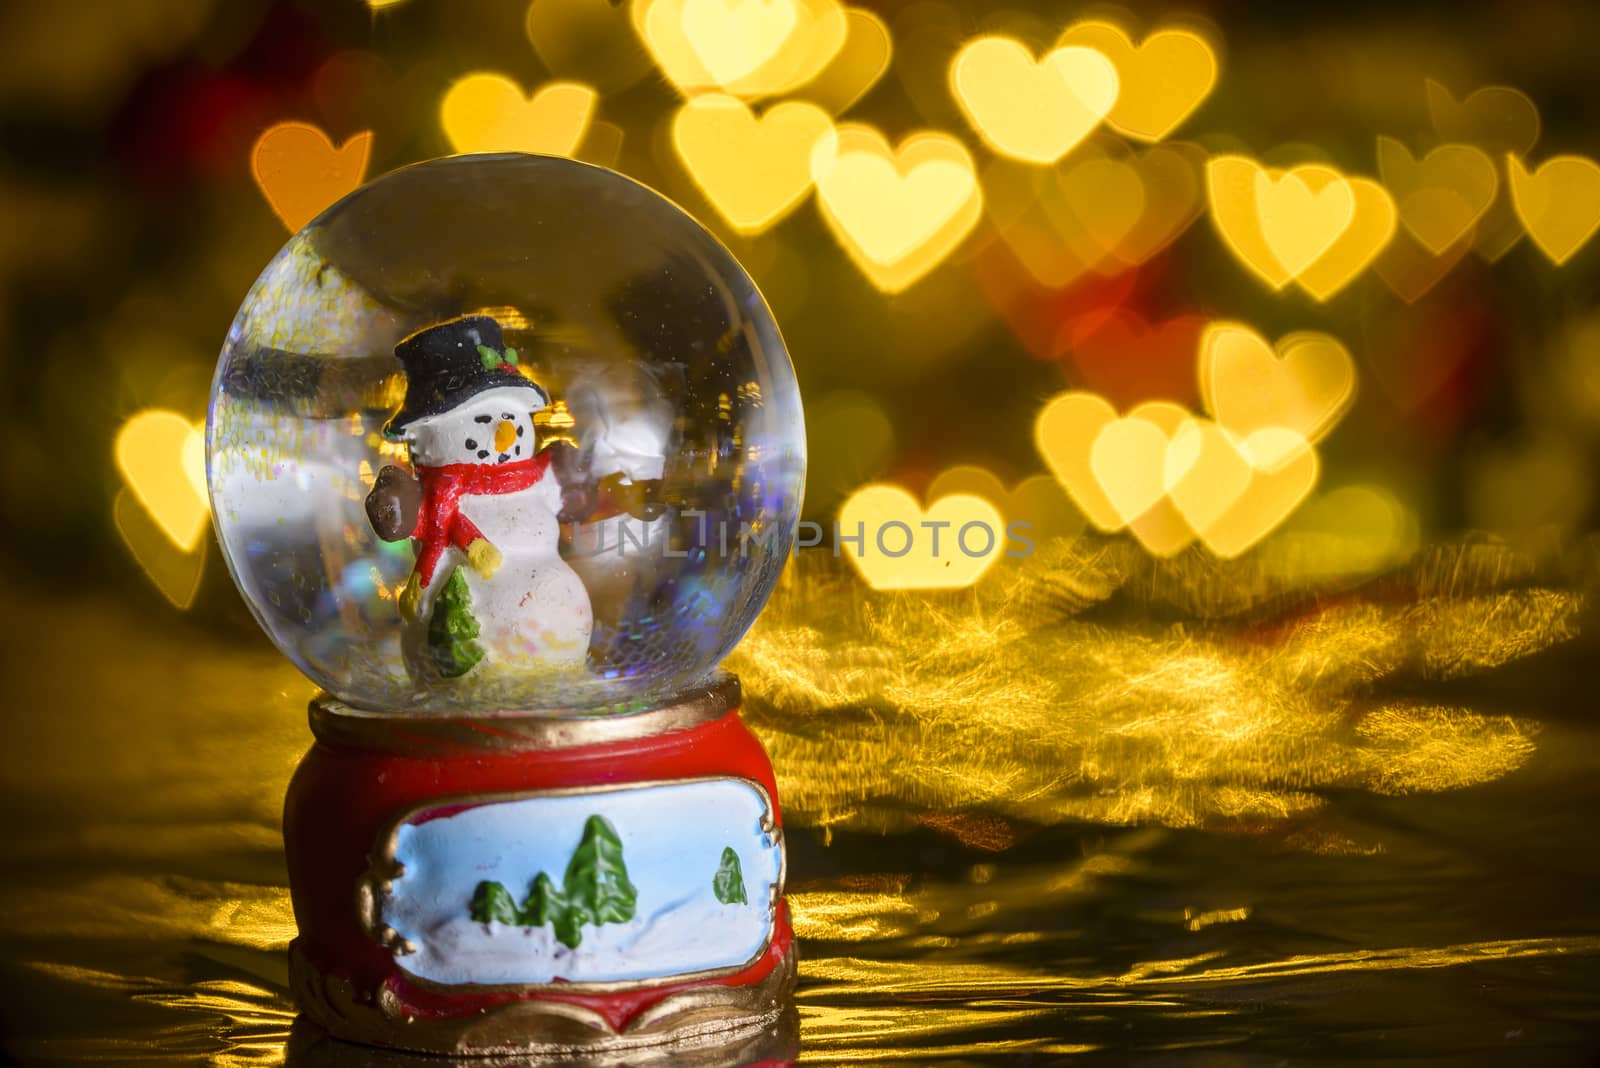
xmin=736 ymin=541 xmax=1576 ymax=832
xmin=3 ymin=539 xmax=1599 ymax=1063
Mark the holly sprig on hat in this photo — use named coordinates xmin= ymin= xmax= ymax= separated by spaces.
xmin=477 ymin=343 xmax=519 ymax=370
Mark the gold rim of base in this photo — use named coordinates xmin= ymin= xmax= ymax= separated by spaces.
xmin=309 ymin=672 xmax=741 ymax=755
xmin=289 ymin=937 xmax=798 ymax=1057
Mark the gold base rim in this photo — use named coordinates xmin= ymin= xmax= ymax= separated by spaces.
xmin=289 ymin=938 xmax=798 ymax=1057
xmin=308 ymin=672 xmax=741 ymax=755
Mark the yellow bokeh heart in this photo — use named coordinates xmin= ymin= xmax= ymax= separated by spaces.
xmin=1255 ymin=168 xmax=1356 ymax=279
xmin=251 ymin=122 xmax=371 ymax=234
xmin=1056 ymin=19 xmax=1217 ymax=143
xmin=524 ymin=0 xmax=653 ymax=93
xmin=1090 ymin=415 xmax=1173 ymax=526
xmin=950 ymin=36 xmax=1118 ymax=164
xmin=798 ymin=6 xmax=891 ymax=115
xmin=1038 ymin=392 xmax=1317 ymax=558
xmin=926 ymin=464 xmax=1085 ymax=542
xmin=1035 ymin=391 xmax=1121 ymax=530
xmin=1048 ymin=155 xmax=1146 ymax=260
xmin=684 ymin=0 xmax=799 ymax=85
xmin=1372 ymin=225 xmax=1473 ymax=304
xmin=1506 ymin=153 xmax=1600 ymax=266
xmin=637 ymin=0 xmax=846 ymax=98
xmin=1164 ymin=420 xmax=1321 ymax=558
xmin=813 ymin=124 xmax=981 ymax=293
xmin=1294 ymin=175 xmax=1397 ymax=301
xmin=115 ymin=410 xmax=209 ymax=553
xmin=984 ymin=152 xmax=1094 ymax=287
xmin=1037 ymin=393 xmax=1194 ymax=554
xmin=1471 ymin=191 xmax=1528 ymax=264
xmin=1376 ymin=136 xmax=1498 ymax=255
xmin=838 ymin=484 xmax=1006 ymax=590
xmin=673 ymin=94 xmax=835 ymax=233
xmin=1200 ymin=429 xmax=1320 ymax=559
xmin=440 ymin=74 xmax=595 ymax=156
xmin=1209 ymin=156 xmax=1392 ymax=296
xmin=1116 ymin=141 xmax=1206 ymax=265
xmin=1425 ymin=80 xmax=1541 ymax=158
xmin=1199 ymin=322 xmax=1356 ymax=448
xmin=1108 ymin=401 xmax=1196 ymax=557
xmin=114 ymin=488 xmax=207 ymax=610
xmin=992 ymin=137 xmax=1198 ymax=284
xmin=1163 ymin=418 xmax=1253 ymax=537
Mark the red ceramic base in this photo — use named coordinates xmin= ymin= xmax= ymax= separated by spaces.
xmin=283 ymin=674 xmax=796 ymax=1056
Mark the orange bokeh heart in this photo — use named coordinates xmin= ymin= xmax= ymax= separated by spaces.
xmin=251 ymin=121 xmax=372 ymax=233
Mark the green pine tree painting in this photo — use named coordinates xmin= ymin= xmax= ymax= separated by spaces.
xmin=469 ymin=880 xmax=520 ymax=925
xmin=713 ymin=847 xmax=747 ymax=905
xmin=428 ymin=568 xmax=484 ymax=677
xmin=468 ymin=815 xmax=638 ymax=949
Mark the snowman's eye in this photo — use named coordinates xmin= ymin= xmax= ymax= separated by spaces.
xmin=465 ymin=438 xmax=478 ymax=450
xmin=474 ymin=415 xmax=492 ymax=424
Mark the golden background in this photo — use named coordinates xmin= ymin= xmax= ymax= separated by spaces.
xmin=3 ymin=0 xmax=1600 ymax=1062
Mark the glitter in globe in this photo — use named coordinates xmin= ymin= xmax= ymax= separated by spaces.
xmin=208 ymin=154 xmax=805 ymax=713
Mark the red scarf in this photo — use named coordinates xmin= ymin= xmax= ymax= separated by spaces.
xmin=410 ymin=452 xmax=553 ymax=586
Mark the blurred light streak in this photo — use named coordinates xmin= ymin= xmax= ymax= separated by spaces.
xmin=798 ymin=936 xmax=1600 ymax=993
xmin=1185 ymin=906 xmax=1250 ymax=931
xmin=0 ymin=874 xmax=293 ymax=949
xmin=735 ymin=546 xmax=1570 ymax=834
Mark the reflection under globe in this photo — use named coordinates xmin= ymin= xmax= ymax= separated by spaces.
xmin=207 ymin=153 xmax=805 ymax=714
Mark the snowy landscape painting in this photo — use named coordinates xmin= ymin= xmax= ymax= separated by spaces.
xmin=381 ymin=778 xmax=783 ymax=986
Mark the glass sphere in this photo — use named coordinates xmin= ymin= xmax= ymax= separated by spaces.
xmin=208 ymin=154 xmax=804 ymax=714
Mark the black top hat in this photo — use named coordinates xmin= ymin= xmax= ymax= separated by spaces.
xmin=384 ymin=316 xmax=548 ymax=437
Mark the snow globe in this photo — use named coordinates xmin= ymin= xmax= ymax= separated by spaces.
xmin=207 ymin=154 xmax=804 ymax=1056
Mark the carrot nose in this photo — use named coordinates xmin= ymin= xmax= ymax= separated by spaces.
xmin=494 ymin=419 xmax=517 ymax=453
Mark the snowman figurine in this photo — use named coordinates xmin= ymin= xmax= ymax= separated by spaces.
xmin=364 ymin=315 xmax=657 ymax=688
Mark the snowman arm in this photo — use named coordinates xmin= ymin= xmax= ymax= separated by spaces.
xmin=449 ymin=512 xmax=489 ymax=553
xmin=413 ymin=536 xmax=447 ymax=588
